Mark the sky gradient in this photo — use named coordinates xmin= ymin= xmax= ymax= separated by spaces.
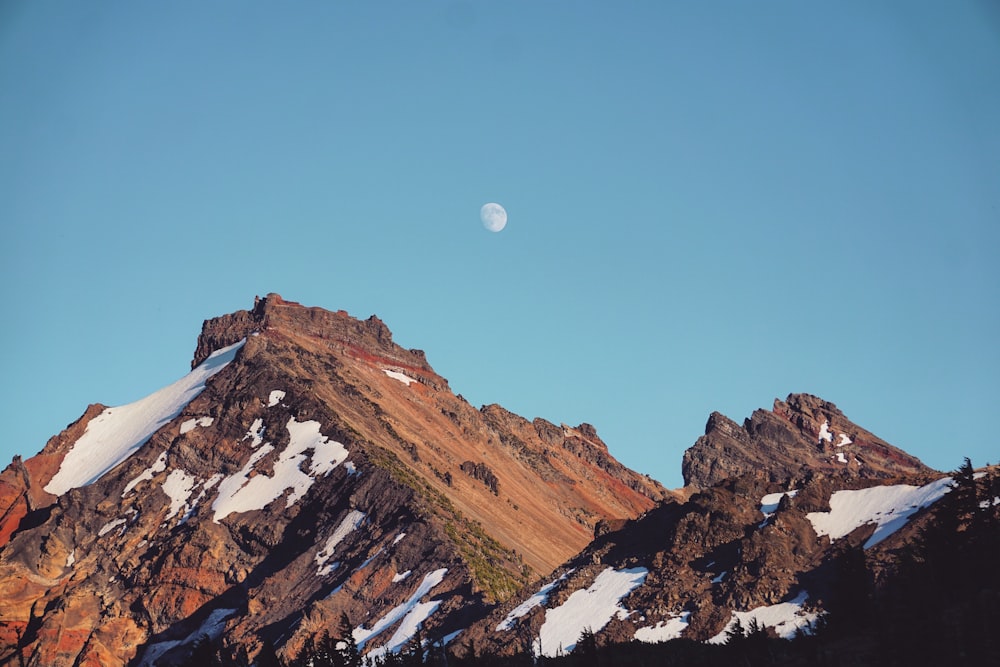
xmin=2 ymin=1 xmax=998 ymax=488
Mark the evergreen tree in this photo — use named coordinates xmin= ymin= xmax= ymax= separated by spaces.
xmin=255 ymin=638 xmax=283 ymax=667
xmin=335 ymin=612 xmax=362 ymax=667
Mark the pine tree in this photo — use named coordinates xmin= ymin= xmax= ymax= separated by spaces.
xmin=335 ymin=612 xmax=362 ymax=667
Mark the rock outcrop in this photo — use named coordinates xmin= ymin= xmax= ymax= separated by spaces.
xmin=681 ymin=393 xmax=934 ymax=489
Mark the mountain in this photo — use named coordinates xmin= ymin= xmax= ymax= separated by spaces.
xmin=460 ymin=402 xmax=998 ymax=663
xmin=0 ymin=295 xmax=666 ymax=666
xmin=681 ymin=393 xmax=933 ymax=488
xmin=2 ymin=294 xmax=991 ymax=667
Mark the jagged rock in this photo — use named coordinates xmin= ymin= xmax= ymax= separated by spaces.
xmin=681 ymin=393 xmax=934 ymax=489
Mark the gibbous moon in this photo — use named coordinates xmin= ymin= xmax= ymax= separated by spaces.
xmin=480 ymin=202 xmax=507 ymax=232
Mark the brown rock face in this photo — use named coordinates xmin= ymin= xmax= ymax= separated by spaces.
xmin=681 ymin=393 xmax=935 ymax=489
xmin=0 ymin=294 xmax=666 ymax=666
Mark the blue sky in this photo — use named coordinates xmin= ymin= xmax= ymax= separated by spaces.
xmin=2 ymin=1 xmax=998 ymax=488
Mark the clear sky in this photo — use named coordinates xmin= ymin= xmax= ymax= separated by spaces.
xmin=2 ymin=1 xmax=998 ymax=489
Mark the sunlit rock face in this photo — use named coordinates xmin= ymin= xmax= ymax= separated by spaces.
xmin=0 ymin=294 xmax=666 ymax=666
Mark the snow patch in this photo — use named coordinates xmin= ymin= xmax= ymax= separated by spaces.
xmin=712 ymin=571 xmax=727 ymax=584
xmin=137 ymin=608 xmax=237 ymax=667
xmin=268 ymin=390 xmax=285 ymax=407
xmin=65 ymin=550 xmax=76 ymax=568
xmin=634 ymin=612 xmax=690 ymax=644
xmin=98 ymin=518 xmax=127 ymax=537
xmin=760 ymin=490 xmax=798 ymax=519
xmin=393 ymin=533 xmax=406 ymax=545
xmin=354 ymin=568 xmax=448 ymax=654
xmin=836 ymin=433 xmax=852 ymax=447
xmin=161 ymin=469 xmax=198 ymax=520
xmin=384 ymin=369 xmax=417 ymax=386
xmin=708 ymin=591 xmax=818 ymax=643
xmin=393 ymin=570 xmax=411 ymax=583
xmin=806 ymin=477 xmax=954 ymax=549
xmin=836 ymin=452 xmax=848 ymax=464
xmin=122 ymin=451 xmax=168 ymax=496
xmin=45 ymin=341 xmax=245 ymax=495
xmin=243 ymin=418 xmax=265 ymax=447
xmin=818 ymin=421 xmax=833 ymax=443
xmin=497 ymin=570 xmax=575 ymax=632
xmin=212 ymin=417 xmax=349 ymax=522
xmin=537 ymin=567 xmax=647 ymax=657
xmin=316 ymin=510 xmax=367 ymax=575
xmin=179 ymin=416 xmax=213 ymax=435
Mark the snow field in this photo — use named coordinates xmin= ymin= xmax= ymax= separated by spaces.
xmin=708 ymin=591 xmax=818 ymax=643
xmin=496 ymin=570 xmax=575 ymax=632
xmin=633 ymin=612 xmax=691 ymax=643
xmin=354 ymin=568 xmax=449 ymax=655
xmin=316 ymin=509 xmax=367 ymax=575
xmin=212 ymin=417 xmax=350 ymax=522
xmin=44 ymin=340 xmax=245 ymax=495
xmin=537 ymin=567 xmax=648 ymax=657
xmin=806 ymin=477 xmax=954 ymax=548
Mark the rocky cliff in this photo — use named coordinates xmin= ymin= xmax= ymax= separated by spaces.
xmin=681 ymin=393 xmax=933 ymax=489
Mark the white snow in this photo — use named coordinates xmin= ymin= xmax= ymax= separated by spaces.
xmin=818 ymin=421 xmax=833 ymax=443
xmin=708 ymin=591 xmax=818 ymax=643
xmin=537 ymin=567 xmax=647 ymax=657
xmin=179 ymin=416 xmax=214 ymax=435
xmin=836 ymin=433 xmax=852 ymax=447
xmin=354 ymin=568 xmax=448 ymax=653
xmin=393 ymin=570 xmax=412 ymax=583
xmin=712 ymin=571 xmax=727 ymax=584
xmin=45 ymin=340 xmax=245 ymax=495
xmin=268 ymin=390 xmax=285 ymax=407
xmin=384 ymin=369 xmax=417 ymax=386
xmin=807 ymin=477 xmax=954 ymax=549
xmin=345 ymin=461 xmax=359 ymax=476
xmin=836 ymin=452 xmax=848 ymax=464
xmin=137 ymin=608 xmax=237 ymax=667
xmin=181 ymin=474 xmax=222 ymax=523
xmin=316 ymin=510 xmax=367 ymax=575
xmin=212 ymin=417 xmax=349 ymax=522
xmin=65 ymin=550 xmax=76 ymax=568
xmin=442 ymin=630 xmax=463 ymax=646
xmin=161 ymin=469 xmax=198 ymax=521
xmin=243 ymin=418 xmax=265 ymax=447
xmin=393 ymin=533 xmax=406 ymax=545
xmin=122 ymin=451 xmax=168 ymax=496
xmin=98 ymin=518 xmax=127 ymax=537
xmin=634 ymin=612 xmax=690 ymax=644
xmin=760 ymin=490 xmax=798 ymax=519
xmin=496 ymin=570 xmax=575 ymax=632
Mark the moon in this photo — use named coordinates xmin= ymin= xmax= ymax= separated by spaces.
xmin=480 ymin=202 xmax=507 ymax=232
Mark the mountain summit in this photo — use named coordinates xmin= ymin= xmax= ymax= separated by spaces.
xmin=682 ymin=392 xmax=934 ymax=488
xmin=0 ymin=295 xmax=666 ymax=666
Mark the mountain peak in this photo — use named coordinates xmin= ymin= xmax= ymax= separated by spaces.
xmin=681 ymin=393 xmax=934 ymax=488
xmin=0 ymin=295 xmax=667 ymax=665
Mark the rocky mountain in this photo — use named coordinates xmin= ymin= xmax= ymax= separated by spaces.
xmin=0 ymin=295 xmax=667 ymax=667
xmin=458 ymin=400 xmax=999 ymax=662
xmin=1 ymin=294 xmax=988 ymax=667
xmin=681 ymin=393 xmax=933 ymax=489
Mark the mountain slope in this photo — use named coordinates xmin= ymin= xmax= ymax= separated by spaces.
xmin=0 ymin=294 xmax=666 ymax=666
